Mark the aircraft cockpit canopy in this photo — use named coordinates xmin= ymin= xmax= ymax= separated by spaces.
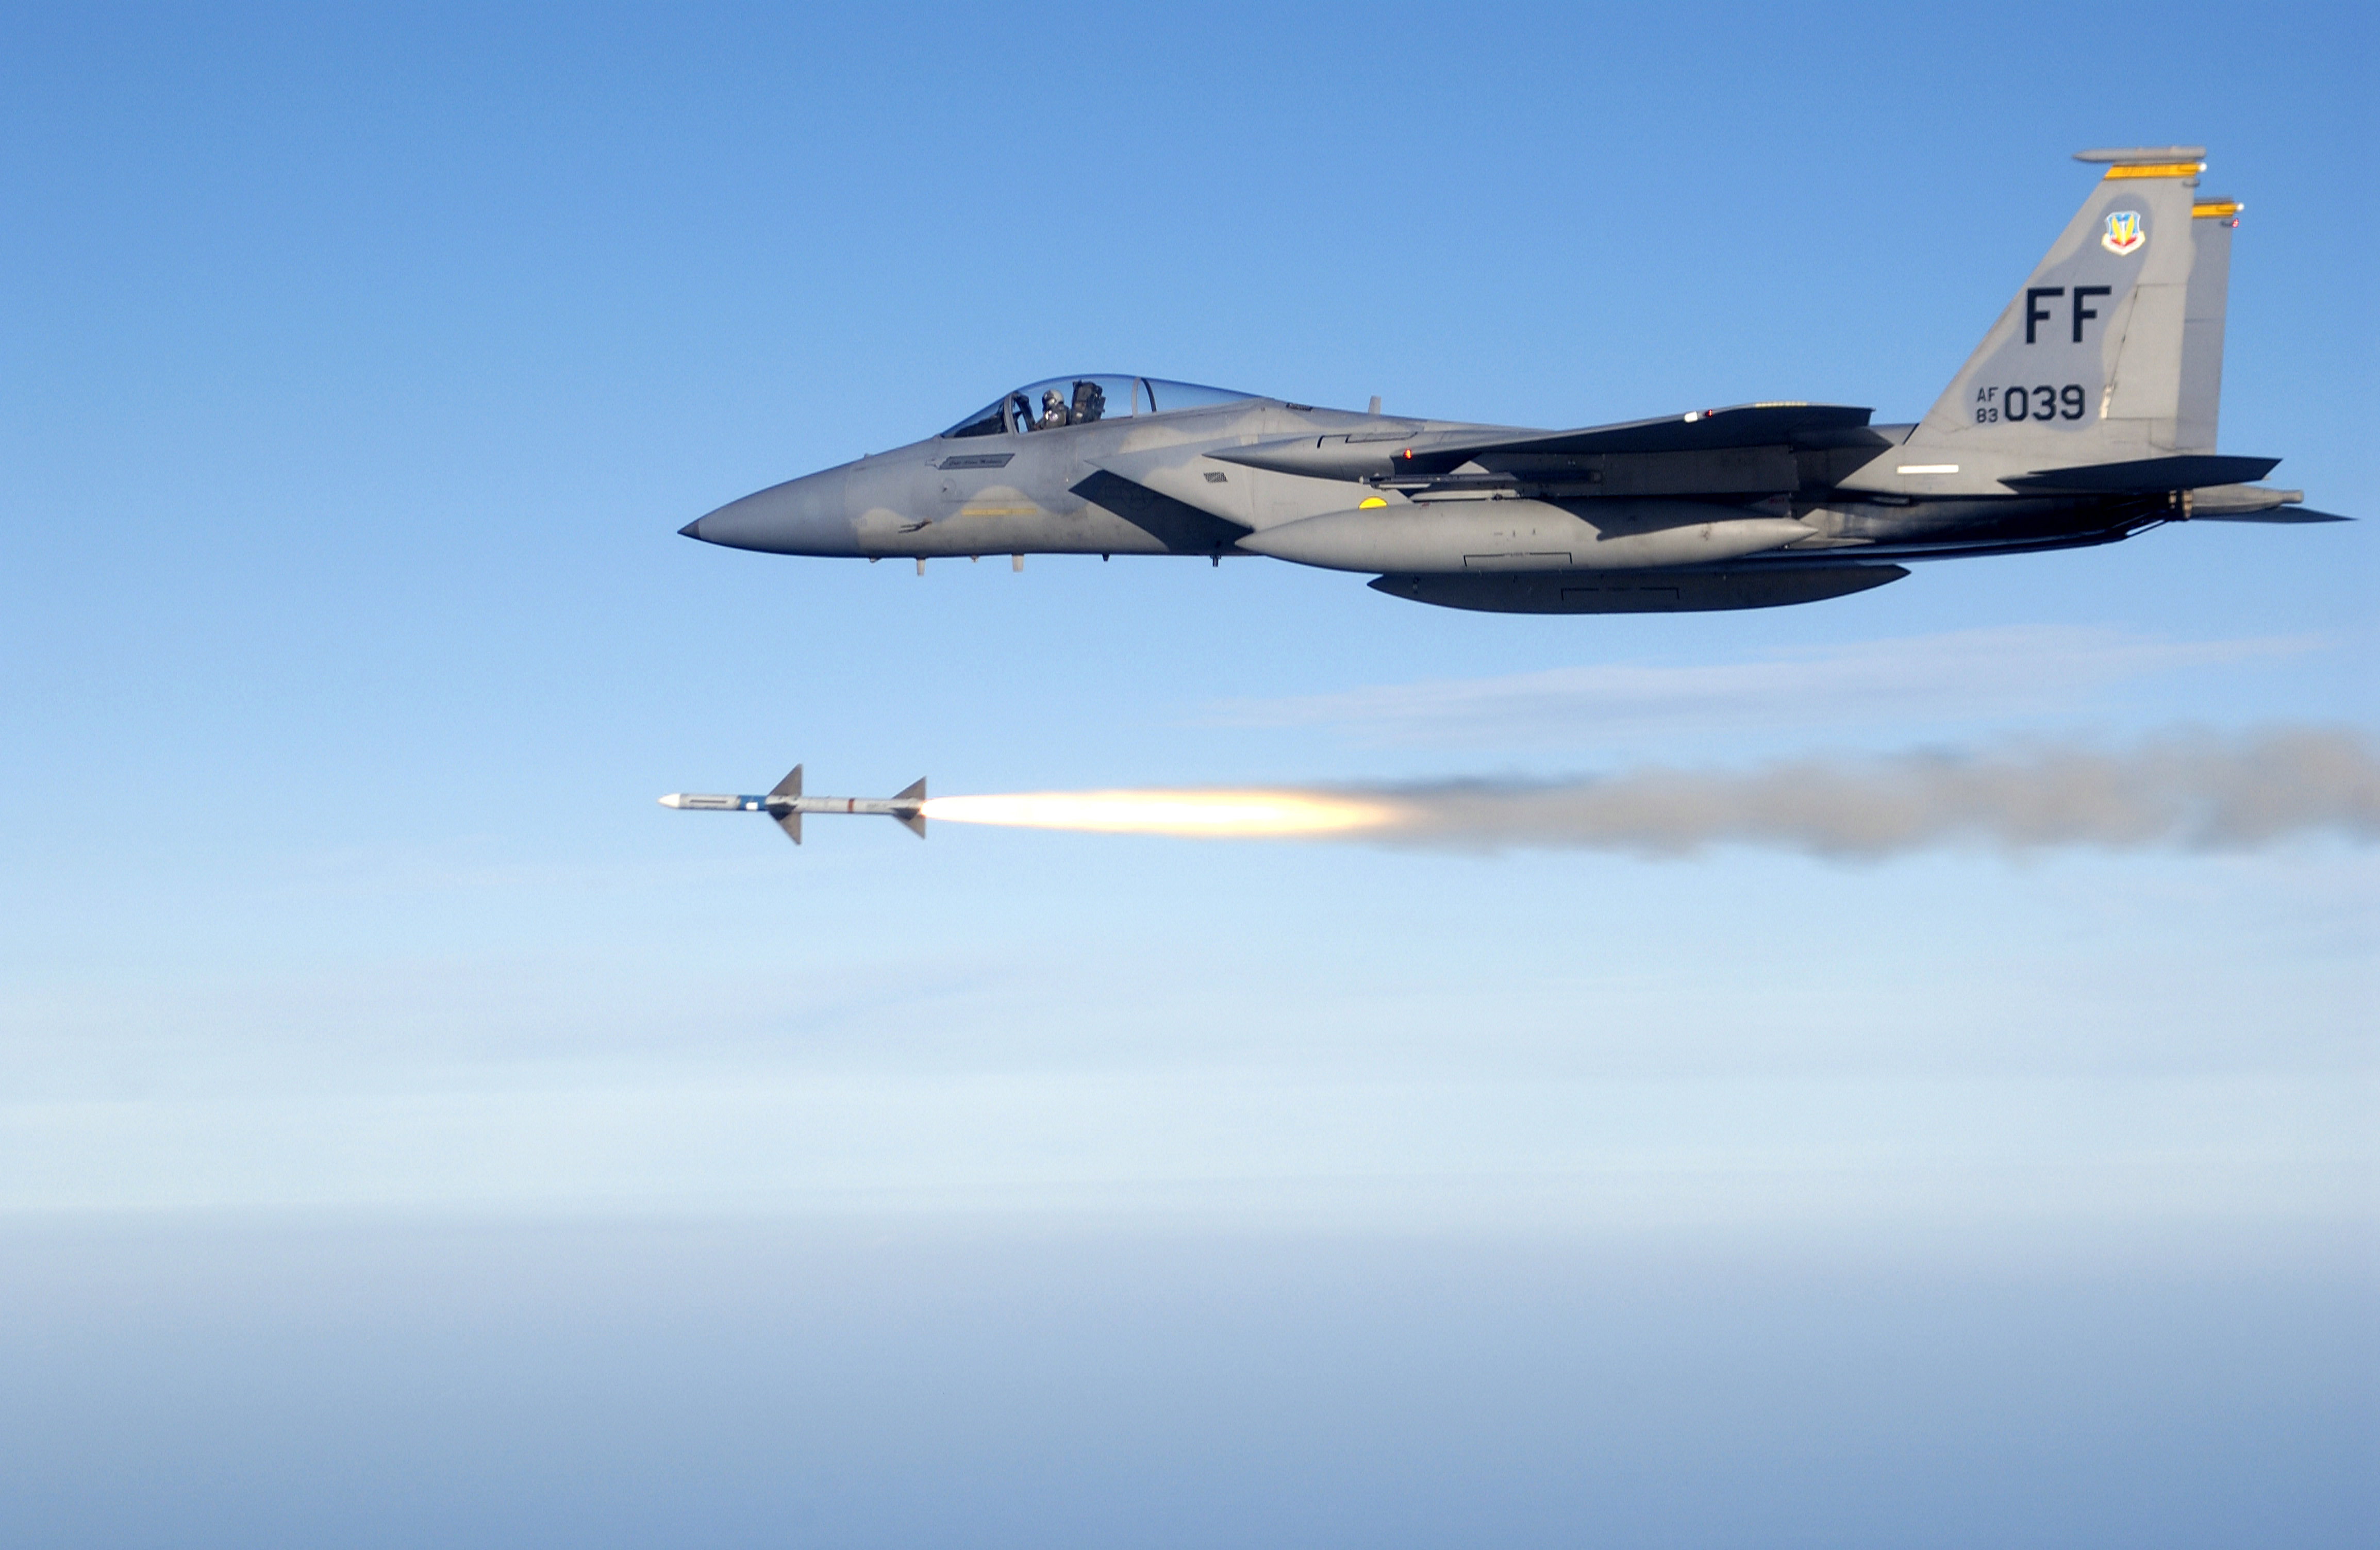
xmin=942 ymin=376 xmax=1258 ymax=438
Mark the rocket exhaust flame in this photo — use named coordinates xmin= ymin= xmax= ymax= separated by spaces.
xmin=920 ymin=791 xmax=1395 ymax=837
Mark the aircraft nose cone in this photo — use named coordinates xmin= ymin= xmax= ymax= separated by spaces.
xmin=679 ymin=468 xmax=856 ymax=555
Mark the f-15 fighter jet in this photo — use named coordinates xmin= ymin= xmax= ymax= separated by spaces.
xmin=681 ymin=148 xmax=2346 ymax=614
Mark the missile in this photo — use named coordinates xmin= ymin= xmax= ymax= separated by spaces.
xmin=658 ymin=764 xmax=925 ymax=844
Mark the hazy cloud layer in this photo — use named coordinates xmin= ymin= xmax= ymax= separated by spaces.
xmin=1353 ymin=728 xmax=2380 ymax=857
xmin=1210 ymin=627 xmax=2320 ymax=746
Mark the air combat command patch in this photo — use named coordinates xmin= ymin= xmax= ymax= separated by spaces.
xmin=2101 ymin=210 xmax=2145 ymax=255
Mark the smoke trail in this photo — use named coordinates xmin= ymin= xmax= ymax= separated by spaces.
xmin=1367 ymin=728 xmax=2380 ymax=857
xmin=923 ymin=728 xmax=2380 ymax=857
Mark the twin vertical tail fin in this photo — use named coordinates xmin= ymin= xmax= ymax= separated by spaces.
xmin=1843 ymin=147 xmax=2243 ymax=495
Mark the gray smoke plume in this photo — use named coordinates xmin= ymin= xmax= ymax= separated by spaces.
xmin=1354 ymin=728 xmax=2380 ymax=857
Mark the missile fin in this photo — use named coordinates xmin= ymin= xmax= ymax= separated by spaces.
xmin=768 ymin=764 xmax=804 ymax=800
xmin=894 ymin=777 xmax=927 ymax=839
xmin=774 ymin=809 xmax=802 ymax=845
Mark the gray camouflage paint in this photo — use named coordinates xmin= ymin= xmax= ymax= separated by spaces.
xmin=681 ymin=152 xmax=2342 ymax=615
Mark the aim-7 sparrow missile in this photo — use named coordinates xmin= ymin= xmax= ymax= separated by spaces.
xmin=658 ymin=764 xmax=925 ymax=844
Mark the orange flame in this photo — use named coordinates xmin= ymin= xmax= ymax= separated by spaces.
xmin=920 ymin=789 xmax=1396 ymax=838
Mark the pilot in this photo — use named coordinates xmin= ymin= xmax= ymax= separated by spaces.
xmin=1039 ymin=388 xmax=1070 ymax=430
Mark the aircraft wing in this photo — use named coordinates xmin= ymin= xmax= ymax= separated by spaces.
xmin=1997 ymin=455 xmax=2281 ymax=493
xmin=1210 ymin=402 xmax=1891 ymax=494
xmin=1455 ymin=402 xmax=1879 ymax=459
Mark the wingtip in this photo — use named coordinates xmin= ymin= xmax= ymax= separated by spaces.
xmin=2073 ymin=145 xmax=2207 ymax=165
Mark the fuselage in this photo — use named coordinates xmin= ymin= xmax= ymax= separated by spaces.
xmin=679 ymin=378 xmax=2156 ymax=573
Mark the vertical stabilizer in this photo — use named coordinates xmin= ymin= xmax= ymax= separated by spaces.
xmin=1843 ymin=149 xmax=2227 ymax=494
xmin=2175 ymin=196 xmax=2240 ymax=452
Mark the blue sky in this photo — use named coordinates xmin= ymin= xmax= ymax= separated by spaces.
xmin=2 ymin=5 xmax=2375 ymax=1545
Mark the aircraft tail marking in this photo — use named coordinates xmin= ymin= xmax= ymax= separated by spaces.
xmin=1843 ymin=149 xmax=2240 ymax=495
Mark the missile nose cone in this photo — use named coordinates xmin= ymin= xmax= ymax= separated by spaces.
xmin=678 ymin=518 xmax=706 ymax=540
xmin=658 ymin=793 xmax=683 ymax=808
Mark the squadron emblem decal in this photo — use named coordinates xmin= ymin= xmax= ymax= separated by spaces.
xmin=2101 ymin=210 xmax=2145 ymax=256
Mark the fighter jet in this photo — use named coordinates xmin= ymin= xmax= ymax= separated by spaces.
xmin=680 ymin=148 xmax=2347 ymax=614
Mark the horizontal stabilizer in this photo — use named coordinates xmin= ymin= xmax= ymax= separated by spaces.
xmin=2188 ymin=506 xmax=2353 ymax=524
xmin=2001 ymin=455 xmax=2280 ymax=493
